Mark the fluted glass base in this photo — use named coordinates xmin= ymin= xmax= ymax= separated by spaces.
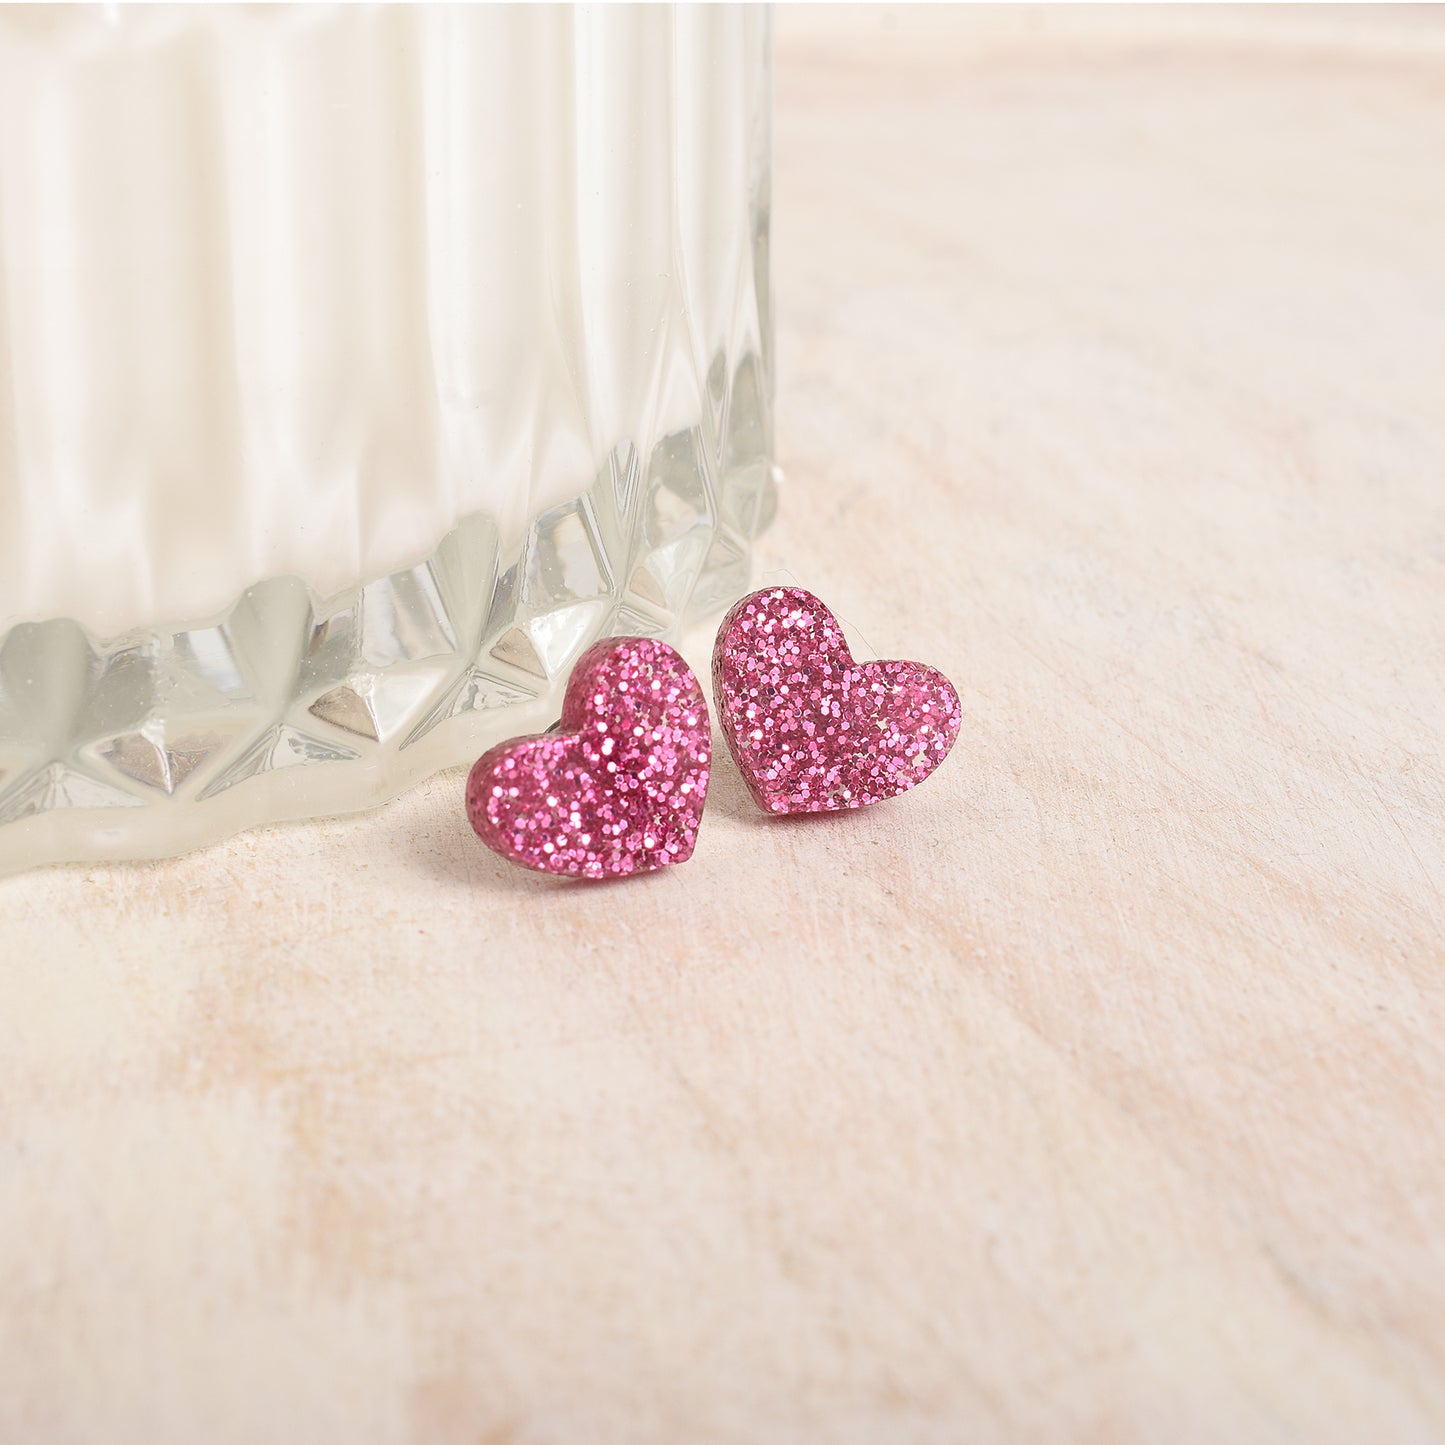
xmin=0 ymin=362 xmax=773 ymax=875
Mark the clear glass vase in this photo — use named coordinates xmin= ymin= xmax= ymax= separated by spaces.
xmin=0 ymin=5 xmax=773 ymax=874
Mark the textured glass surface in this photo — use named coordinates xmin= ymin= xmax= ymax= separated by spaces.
xmin=0 ymin=8 xmax=773 ymax=874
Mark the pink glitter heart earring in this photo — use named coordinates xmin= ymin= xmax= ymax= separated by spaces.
xmin=712 ymin=587 xmax=961 ymax=815
xmin=466 ymin=637 xmax=711 ymax=879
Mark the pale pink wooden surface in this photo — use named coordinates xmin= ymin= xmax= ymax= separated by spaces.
xmin=4 ymin=9 xmax=1445 ymax=1442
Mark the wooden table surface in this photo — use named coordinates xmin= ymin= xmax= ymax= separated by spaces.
xmin=5 ymin=8 xmax=1445 ymax=1442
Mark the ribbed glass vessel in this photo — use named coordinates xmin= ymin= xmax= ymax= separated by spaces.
xmin=0 ymin=5 xmax=773 ymax=873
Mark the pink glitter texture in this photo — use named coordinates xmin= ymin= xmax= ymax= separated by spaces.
xmin=712 ymin=587 xmax=961 ymax=815
xmin=466 ymin=638 xmax=710 ymax=879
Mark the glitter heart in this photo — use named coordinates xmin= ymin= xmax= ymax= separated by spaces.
xmin=465 ymin=638 xmax=710 ymax=878
xmin=712 ymin=587 xmax=961 ymax=815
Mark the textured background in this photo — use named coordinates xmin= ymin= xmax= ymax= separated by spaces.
xmin=4 ymin=8 xmax=1445 ymax=1442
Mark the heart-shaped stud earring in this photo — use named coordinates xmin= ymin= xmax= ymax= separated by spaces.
xmin=712 ymin=587 xmax=961 ymax=815
xmin=466 ymin=638 xmax=710 ymax=878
